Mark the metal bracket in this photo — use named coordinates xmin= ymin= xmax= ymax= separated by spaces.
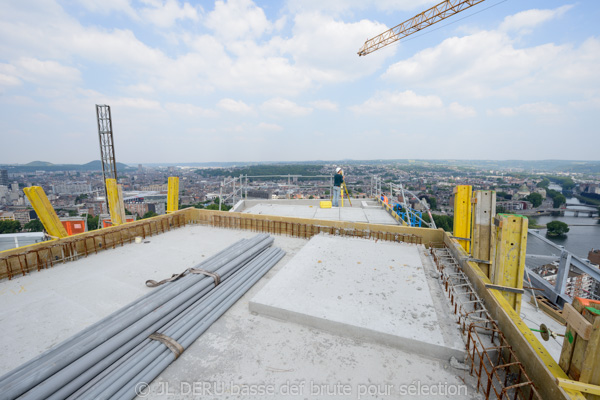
xmin=465 ymin=257 xmax=491 ymax=265
xmin=485 ymin=284 xmax=525 ymax=295
xmin=450 ymin=236 xmax=471 ymax=242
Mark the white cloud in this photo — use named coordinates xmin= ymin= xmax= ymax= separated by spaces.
xmin=165 ymin=102 xmax=218 ymax=117
xmin=279 ymin=12 xmax=394 ymax=83
xmin=77 ymin=0 xmax=139 ymax=19
xmin=383 ymin=29 xmax=600 ymax=100
xmin=569 ymin=98 xmax=600 ymax=110
xmin=499 ymin=5 xmax=572 ymax=33
xmin=257 ymin=122 xmax=283 ymax=131
xmin=487 ymin=102 xmax=562 ymax=117
xmin=217 ymin=98 xmax=253 ymax=114
xmin=448 ymin=102 xmax=476 ymax=118
xmin=205 ymin=0 xmax=273 ymax=41
xmin=310 ymin=99 xmax=339 ymax=111
xmin=350 ymin=90 xmax=443 ymax=115
xmin=1 ymin=58 xmax=81 ymax=87
xmin=111 ymin=97 xmax=162 ymax=110
xmin=140 ymin=0 xmax=200 ymax=28
xmin=261 ymin=97 xmax=312 ymax=116
xmin=285 ymin=0 xmax=437 ymax=15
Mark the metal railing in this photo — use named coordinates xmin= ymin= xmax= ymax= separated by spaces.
xmin=525 ymin=230 xmax=600 ymax=307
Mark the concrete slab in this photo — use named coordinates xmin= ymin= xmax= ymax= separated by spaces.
xmin=339 ymin=207 xmax=369 ymax=223
xmin=364 ymin=208 xmax=398 ymax=225
xmin=313 ymin=208 xmax=340 ymax=220
xmin=250 ymin=235 xmax=466 ymax=361
xmin=244 ymin=203 xmax=400 ymax=225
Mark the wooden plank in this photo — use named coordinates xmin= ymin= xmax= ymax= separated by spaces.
xmin=531 ymin=296 xmax=566 ymax=325
xmin=580 ymin=314 xmax=600 ymax=400
xmin=557 ymin=378 xmax=600 ymax=396
xmin=564 ymin=303 xmax=593 ymax=340
xmin=566 ymin=299 xmax=590 ymax=382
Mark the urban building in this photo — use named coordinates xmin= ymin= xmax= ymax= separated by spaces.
xmin=0 ymin=169 xmax=8 ymax=186
xmin=52 ymin=182 xmax=92 ymax=195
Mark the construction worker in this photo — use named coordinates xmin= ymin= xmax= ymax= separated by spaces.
xmin=332 ymin=167 xmax=344 ymax=207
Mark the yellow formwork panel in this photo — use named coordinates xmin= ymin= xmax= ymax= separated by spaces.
xmin=167 ymin=177 xmax=179 ymax=213
xmin=106 ymin=178 xmax=126 ymax=226
xmin=491 ymin=213 xmax=528 ymax=314
xmin=453 ymin=185 xmax=472 ymax=252
xmin=23 ymin=186 xmax=68 ymax=238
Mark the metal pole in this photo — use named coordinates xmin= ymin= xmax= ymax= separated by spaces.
xmin=555 ymin=249 xmax=571 ymax=298
xmin=219 ymin=183 xmax=222 ymax=211
xmin=113 ymin=250 xmax=285 ymax=400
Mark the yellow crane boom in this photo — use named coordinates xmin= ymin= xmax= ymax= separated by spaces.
xmin=358 ymin=0 xmax=486 ymax=56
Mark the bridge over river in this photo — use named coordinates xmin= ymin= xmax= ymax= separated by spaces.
xmin=519 ymin=203 xmax=599 ymax=217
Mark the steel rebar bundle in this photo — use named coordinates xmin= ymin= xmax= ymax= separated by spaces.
xmin=0 ymin=234 xmax=283 ymax=400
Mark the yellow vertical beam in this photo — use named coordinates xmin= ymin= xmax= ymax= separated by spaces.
xmin=23 ymin=186 xmax=68 ymax=238
xmin=491 ymin=213 xmax=528 ymax=314
xmin=472 ymin=190 xmax=496 ymax=277
xmin=453 ymin=185 xmax=472 ymax=252
xmin=167 ymin=177 xmax=179 ymax=213
xmin=106 ymin=178 xmax=126 ymax=226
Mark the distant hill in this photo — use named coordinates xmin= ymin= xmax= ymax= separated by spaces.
xmin=0 ymin=160 xmax=133 ymax=173
xmin=142 ymin=159 xmax=600 ymax=174
xmin=25 ymin=161 xmax=55 ymax=167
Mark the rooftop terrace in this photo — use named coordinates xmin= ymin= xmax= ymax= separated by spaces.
xmin=0 ymin=205 xmax=588 ymax=400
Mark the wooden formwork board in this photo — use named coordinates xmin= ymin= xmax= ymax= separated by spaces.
xmin=189 ymin=209 xmax=441 ymax=245
xmin=559 ymin=298 xmax=600 ymax=400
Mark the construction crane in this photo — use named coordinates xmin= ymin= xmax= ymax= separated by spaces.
xmin=358 ymin=0 xmax=485 ymax=56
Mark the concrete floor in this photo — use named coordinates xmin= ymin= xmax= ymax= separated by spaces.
xmin=0 ymin=225 xmax=486 ymax=399
xmin=243 ymin=203 xmax=399 ymax=225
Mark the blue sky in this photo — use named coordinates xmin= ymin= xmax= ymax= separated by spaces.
xmin=0 ymin=0 xmax=599 ymax=164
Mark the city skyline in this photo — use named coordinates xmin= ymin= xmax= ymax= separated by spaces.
xmin=1 ymin=0 xmax=599 ymax=164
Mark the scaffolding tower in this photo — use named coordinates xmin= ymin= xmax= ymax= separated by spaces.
xmin=95 ymin=105 xmax=118 ymax=206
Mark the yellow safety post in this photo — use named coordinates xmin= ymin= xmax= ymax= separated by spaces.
xmin=23 ymin=186 xmax=68 ymax=238
xmin=471 ymin=190 xmax=496 ymax=277
xmin=167 ymin=177 xmax=179 ymax=213
xmin=106 ymin=178 xmax=126 ymax=226
xmin=491 ymin=213 xmax=528 ymax=314
xmin=453 ymin=185 xmax=472 ymax=252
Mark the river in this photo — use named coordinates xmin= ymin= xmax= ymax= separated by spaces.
xmin=526 ymin=185 xmax=600 ymax=259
